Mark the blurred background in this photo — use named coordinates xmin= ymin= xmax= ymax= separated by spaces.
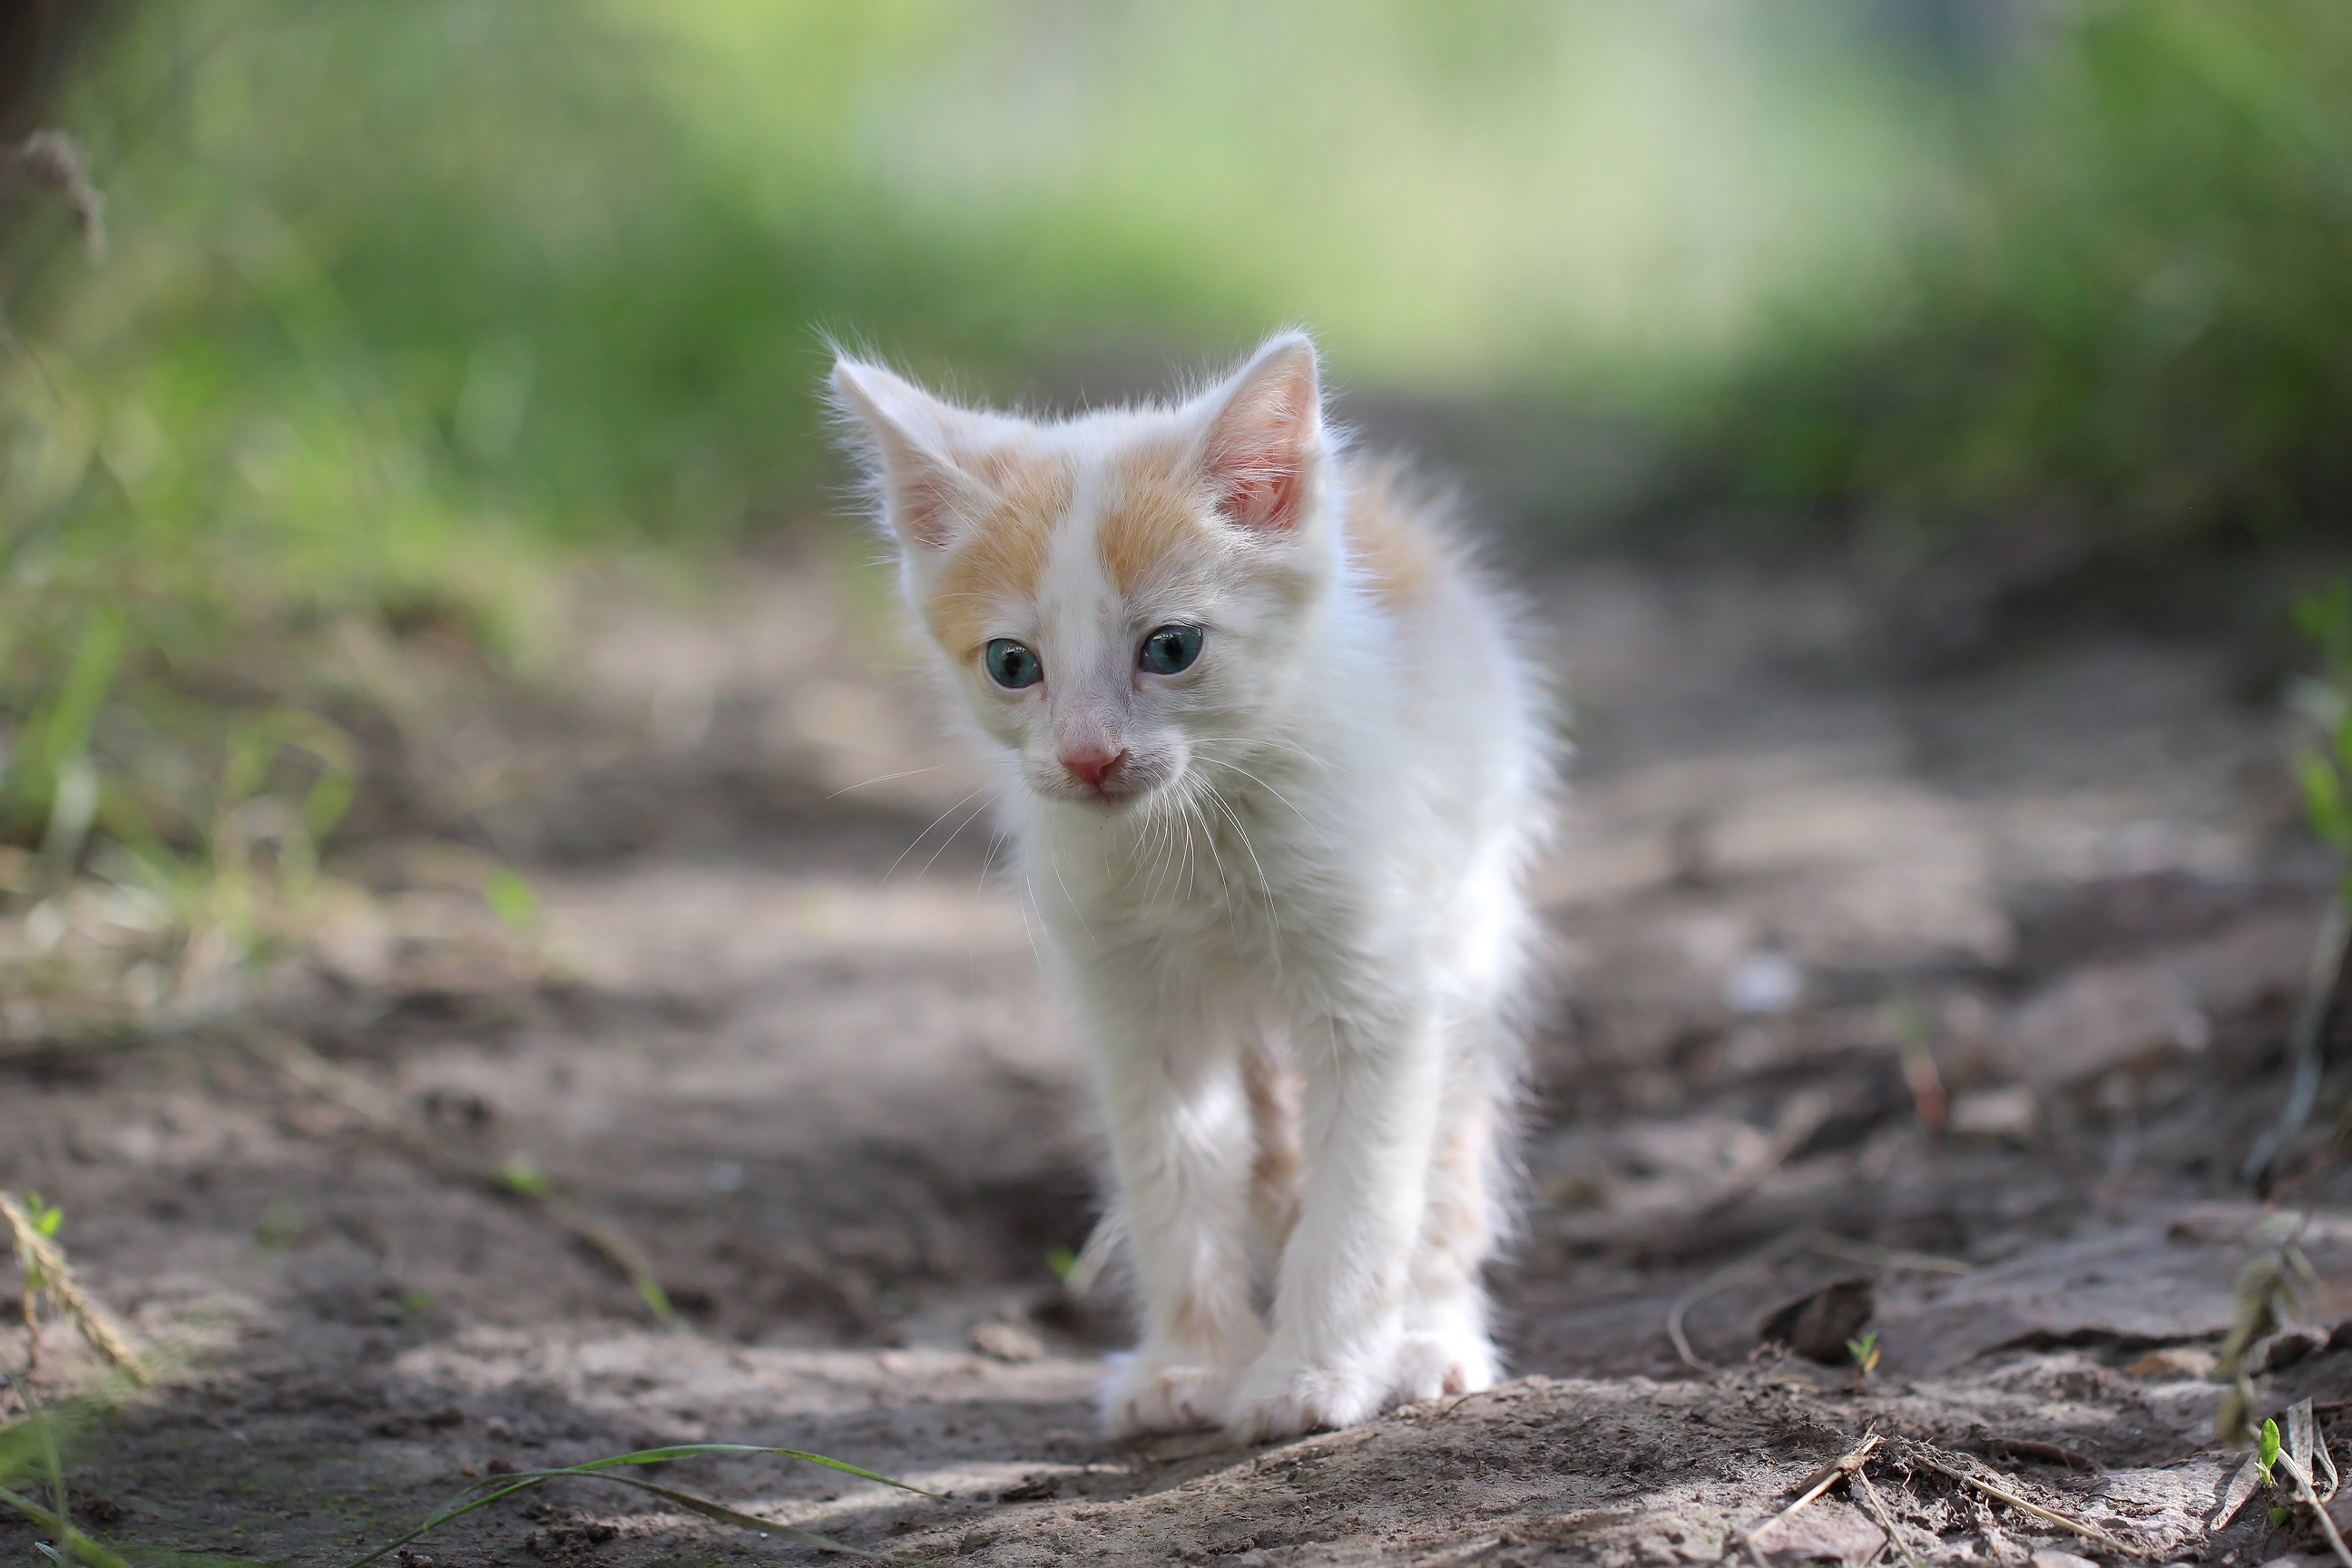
xmin=6 ymin=4 xmax=2352 ymax=1555
xmin=5 ymin=0 xmax=2348 ymax=931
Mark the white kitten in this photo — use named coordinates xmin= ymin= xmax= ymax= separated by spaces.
xmin=831 ymin=333 xmax=1553 ymax=1440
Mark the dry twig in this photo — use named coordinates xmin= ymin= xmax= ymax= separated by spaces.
xmin=2210 ymin=1455 xmax=2267 ymax=1532
xmin=2246 ymin=899 xmax=2352 ymax=1187
xmin=1062 ymin=1207 xmax=1126 ymax=1299
xmin=0 ymin=1191 xmax=145 ymax=1383
xmin=2278 ymin=1451 xmax=2352 ymax=1568
xmin=1670 ymin=1244 xmax=1789 ymax=1372
xmin=1852 ymin=1466 xmax=1921 ymax=1568
xmin=1735 ymin=1432 xmax=1882 ymax=1567
xmin=1905 ymin=1446 xmax=2143 ymax=1558
xmin=1802 ymin=1234 xmax=1972 ymax=1276
xmin=2213 ymin=1212 xmax=2316 ymax=1445
xmin=2266 ymin=1397 xmax=2352 ymax=1568
xmin=1698 ymin=1092 xmax=1835 ymax=1222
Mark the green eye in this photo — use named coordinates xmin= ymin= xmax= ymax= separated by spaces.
xmin=985 ymin=638 xmax=1043 ymax=689
xmin=1140 ymin=624 xmax=1203 ymax=674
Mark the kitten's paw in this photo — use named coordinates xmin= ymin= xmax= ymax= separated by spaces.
xmin=1223 ymin=1352 xmax=1387 ymax=1443
xmin=1100 ymin=1354 xmax=1234 ymax=1437
xmin=1390 ymin=1328 xmax=1499 ymax=1404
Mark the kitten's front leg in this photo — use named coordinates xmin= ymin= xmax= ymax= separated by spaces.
xmin=1227 ymin=1010 xmax=1444 ymax=1441
xmin=1083 ymin=978 xmax=1268 ymax=1436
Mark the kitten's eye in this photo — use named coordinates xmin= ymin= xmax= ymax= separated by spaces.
xmin=984 ymin=638 xmax=1043 ymax=690
xmin=1139 ymin=623 xmax=1203 ymax=675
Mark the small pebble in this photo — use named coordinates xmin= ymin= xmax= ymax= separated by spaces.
xmin=969 ymin=1319 xmax=1045 ymax=1364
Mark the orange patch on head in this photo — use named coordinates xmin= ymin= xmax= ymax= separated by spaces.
xmin=1096 ymin=433 xmax=1213 ymax=597
xmin=924 ymin=446 xmax=1076 ymax=655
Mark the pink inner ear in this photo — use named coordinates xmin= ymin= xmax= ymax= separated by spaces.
xmin=889 ymin=456 xmax=967 ymax=550
xmin=1214 ymin=452 xmax=1301 ymax=533
xmin=1205 ymin=363 xmax=1316 ymax=533
xmin=833 ymin=359 xmax=988 ymax=551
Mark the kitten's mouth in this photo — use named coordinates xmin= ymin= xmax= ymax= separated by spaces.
xmin=1033 ymin=762 xmax=1160 ymax=809
xmin=1054 ymin=777 xmax=1151 ymax=808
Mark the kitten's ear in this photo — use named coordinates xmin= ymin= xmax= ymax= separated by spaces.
xmin=830 ymin=358 xmax=993 ymax=550
xmin=1195 ymin=332 xmax=1323 ymax=534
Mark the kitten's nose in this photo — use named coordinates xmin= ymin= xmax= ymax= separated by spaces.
xmin=1060 ymin=744 xmax=1126 ymax=790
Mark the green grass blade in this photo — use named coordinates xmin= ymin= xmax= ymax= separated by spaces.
xmin=0 ymin=1480 xmax=135 ymax=1568
xmin=338 ymin=1476 xmax=550 ymax=1568
xmin=34 ymin=1397 xmax=69 ymax=1537
xmin=632 ymin=1272 xmax=683 ymax=1332
xmin=339 ymin=1443 xmax=945 ymax=1568
xmin=475 ymin=1469 xmax=891 ymax=1559
xmin=556 ymin=1444 xmax=945 ymax=1497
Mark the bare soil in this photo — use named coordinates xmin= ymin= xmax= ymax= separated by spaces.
xmin=6 ymin=537 xmax=2352 ymax=1566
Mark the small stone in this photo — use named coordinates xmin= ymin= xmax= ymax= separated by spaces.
xmin=2122 ymin=1346 xmax=2218 ymax=1379
xmin=969 ymin=1319 xmax=1045 ymax=1364
xmin=1948 ymin=1084 xmax=2038 ymax=1142
xmin=1723 ymin=952 xmax=1803 ymax=1015
xmin=1754 ymin=1505 xmax=1884 ymax=1565
xmin=2031 ymin=1552 xmax=2101 ymax=1568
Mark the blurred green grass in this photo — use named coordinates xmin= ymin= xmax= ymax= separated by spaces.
xmin=2 ymin=0 xmax=2348 ymax=947
xmin=1697 ymin=0 xmax=2352 ymax=550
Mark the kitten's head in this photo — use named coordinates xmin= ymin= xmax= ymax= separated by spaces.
xmin=830 ymin=333 xmax=1334 ymax=810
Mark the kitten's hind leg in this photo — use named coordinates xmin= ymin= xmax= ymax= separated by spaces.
xmin=1085 ymin=980 xmax=1268 ymax=1437
xmin=1241 ymin=1034 xmax=1303 ymax=1271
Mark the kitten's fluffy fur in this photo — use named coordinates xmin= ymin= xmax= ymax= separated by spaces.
xmin=832 ymin=333 xmax=1553 ymax=1440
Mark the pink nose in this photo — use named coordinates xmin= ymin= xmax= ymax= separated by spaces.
xmin=1060 ymin=745 xmax=1126 ymax=790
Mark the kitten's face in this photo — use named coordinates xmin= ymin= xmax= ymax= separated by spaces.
xmin=833 ymin=336 xmax=1330 ymax=811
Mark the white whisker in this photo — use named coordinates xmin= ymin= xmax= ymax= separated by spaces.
xmin=1046 ymin=837 xmax=1096 ymax=951
xmin=826 ymin=764 xmax=951 ymax=799
xmin=1201 ymin=758 xmax=1332 ymax=852
xmin=1180 ymin=781 xmax=1246 ymax=947
xmin=977 ymin=824 xmax=1012 ymax=895
xmin=1206 ymin=734 xmax=1348 ymax=778
xmin=1203 ymin=783 xmax=1283 ymax=963
xmin=882 ymin=787 xmax=991 ymax=884
xmin=916 ymin=791 xmax=998 ymax=879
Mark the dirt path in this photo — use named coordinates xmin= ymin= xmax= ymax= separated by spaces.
xmin=5 ymin=544 xmax=2348 ymax=1565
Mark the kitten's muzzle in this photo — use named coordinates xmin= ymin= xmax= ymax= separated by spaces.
xmin=1059 ymin=742 xmax=1128 ymax=794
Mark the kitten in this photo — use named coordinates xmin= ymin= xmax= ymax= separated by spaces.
xmin=831 ymin=333 xmax=1553 ymax=1441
